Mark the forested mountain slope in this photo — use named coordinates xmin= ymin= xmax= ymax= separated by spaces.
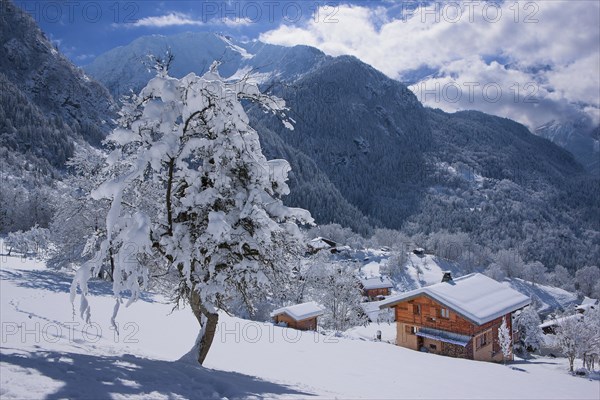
xmin=0 ymin=0 xmax=115 ymax=233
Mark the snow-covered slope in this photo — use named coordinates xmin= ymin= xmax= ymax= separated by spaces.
xmin=535 ymin=119 xmax=600 ymax=175
xmin=84 ymin=32 xmax=328 ymax=99
xmin=1 ymin=249 xmax=596 ymax=399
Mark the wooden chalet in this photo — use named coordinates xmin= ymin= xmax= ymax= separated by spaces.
xmin=540 ymin=299 xmax=597 ymax=334
xmin=307 ymin=237 xmax=339 ymax=255
xmin=360 ymin=276 xmax=394 ymax=300
xmin=379 ymin=273 xmax=530 ymax=362
xmin=270 ymin=302 xmax=324 ymax=331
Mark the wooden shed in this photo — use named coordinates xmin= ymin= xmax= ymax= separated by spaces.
xmin=379 ymin=273 xmax=530 ymax=362
xmin=360 ymin=276 xmax=394 ymax=301
xmin=270 ymin=302 xmax=324 ymax=331
xmin=306 ymin=237 xmax=339 ymax=255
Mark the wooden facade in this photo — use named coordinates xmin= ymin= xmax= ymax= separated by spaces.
xmin=273 ymin=313 xmax=319 ymax=331
xmin=364 ymin=287 xmax=391 ymax=299
xmin=393 ymin=294 xmax=512 ymax=362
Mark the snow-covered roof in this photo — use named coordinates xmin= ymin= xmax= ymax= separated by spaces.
xmin=360 ymin=276 xmax=394 ymax=290
xmin=379 ymin=273 xmax=531 ymax=325
xmin=270 ymin=301 xmax=325 ymax=321
xmin=580 ymin=297 xmax=598 ymax=306
xmin=308 ymin=237 xmax=337 ymax=249
xmin=539 ymin=313 xmax=583 ymax=329
xmin=577 ymin=297 xmax=599 ymax=311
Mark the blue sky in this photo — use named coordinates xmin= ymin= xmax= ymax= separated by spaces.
xmin=14 ymin=0 xmax=600 ymax=129
xmin=18 ymin=0 xmax=363 ymax=63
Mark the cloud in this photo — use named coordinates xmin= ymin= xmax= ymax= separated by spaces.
xmin=260 ymin=1 xmax=600 ymax=129
xmin=219 ymin=17 xmax=254 ymax=27
xmin=129 ymin=12 xmax=203 ymax=28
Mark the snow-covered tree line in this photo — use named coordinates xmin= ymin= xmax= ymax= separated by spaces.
xmin=68 ymin=63 xmax=314 ymax=364
xmin=304 ymin=224 xmax=598 ymax=298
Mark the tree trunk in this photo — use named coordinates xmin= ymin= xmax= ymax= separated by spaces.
xmin=189 ymin=288 xmax=219 ymax=365
xmin=568 ymin=355 xmax=575 ymax=372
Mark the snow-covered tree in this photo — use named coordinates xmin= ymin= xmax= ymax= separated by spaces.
xmin=577 ymin=306 xmax=600 ymax=371
xmin=550 ymin=265 xmax=575 ymax=291
xmin=369 ymin=228 xmax=409 ymax=250
xmin=522 ymin=261 xmax=547 ymax=287
xmin=514 ymin=306 xmax=544 ymax=354
xmin=5 ymin=225 xmax=50 ymax=258
xmin=48 ymin=148 xmax=110 ymax=273
xmin=575 ymin=266 xmax=600 ymax=297
xmin=551 ymin=309 xmax=600 ymax=372
xmin=380 ymin=250 xmax=408 ymax=281
xmin=493 ymin=249 xmax=524 ymax=279
xmin=554 ymin=314 xmax=585 ymax=372
xmin=305 ymin=260 xmax=367 ymax=331
xmin=70 ymin=63 xmax=312 ymax=365
xmin=497 ymin=316 xmax=512 ymax=364
xmin=484 ymin=262 xmax=506 ymax=281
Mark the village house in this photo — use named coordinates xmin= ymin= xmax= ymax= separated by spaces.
xmin=540 ymin=298 xmax=598 ymax=335
xmin=412 ymin=247 xmax=426 ymax=256
xmin=306 ymin=237 xmax=339 ymax=255
xmin=379 ymin=272 xmax=530 ymax=362
xmin=360 ymin=276 xmax=394 ymax=301
xmin=270 ymin=301 xmax=324 ymax=331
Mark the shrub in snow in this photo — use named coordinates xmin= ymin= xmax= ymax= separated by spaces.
xmin=497 ymin=316 xmax=512 ymax=364
xmin=70 ymin=61 xmax=312 ymax=365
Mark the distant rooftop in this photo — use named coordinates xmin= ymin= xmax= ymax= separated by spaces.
xmin=360 ymin=276 xmax=394 ymax=290
xmin=308 ymin=237 xmax=337 ymax=249
xmin=270 ymin=301 xmax=325 ymax=321
xmin=379 ymin=273 xmax=530 ymax=325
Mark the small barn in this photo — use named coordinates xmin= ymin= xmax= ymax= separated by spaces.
xmin=379 ymin=272 xmax=530 ymax=362
xmin=307 ymin=237 xmax=339 ymax=255
xmin=413 ymin=248 xmax=425 ymax=256
xmin=360 ymin=276 xmax=394 ymax=300
xmin=271 ymin=302 xmax=324 ymax=331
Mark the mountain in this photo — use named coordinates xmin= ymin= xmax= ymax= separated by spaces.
xmin=535 ymin=119 xmax=600 ymax=175
xmin=0 ymin=0 xmax=116 ymax=233
xmin=83 ymin=32 xmax=600 ymax=269
xmin=0 ymin=28 xmax=576 ymax=268
xmin=253 ymin=57 xmax=599 ymax=269
xmin=84 ymin=32 xmax=328 ymax=99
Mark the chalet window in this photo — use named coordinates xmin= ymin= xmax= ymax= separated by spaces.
xmin=405 ymin=325 xmax=419 ymax=335
xmin=440 ymin=308 xmax=450 ymax=319
xmin=413 ymin=304 xmax=421 ymax=315
xmin=475 ymin=331 xmax=490 ymax=349
xmin=429 ymin=344 xmax=437 ymax=350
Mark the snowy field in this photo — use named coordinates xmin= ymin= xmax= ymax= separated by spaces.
xmin=1 ymin=253 xmax=598 ymax=399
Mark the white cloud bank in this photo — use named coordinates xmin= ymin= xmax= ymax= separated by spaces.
xmin=260 ymin=1 xmax=599 ymax=129
xmin=131 ymin=12 xmax=204 ymax=28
